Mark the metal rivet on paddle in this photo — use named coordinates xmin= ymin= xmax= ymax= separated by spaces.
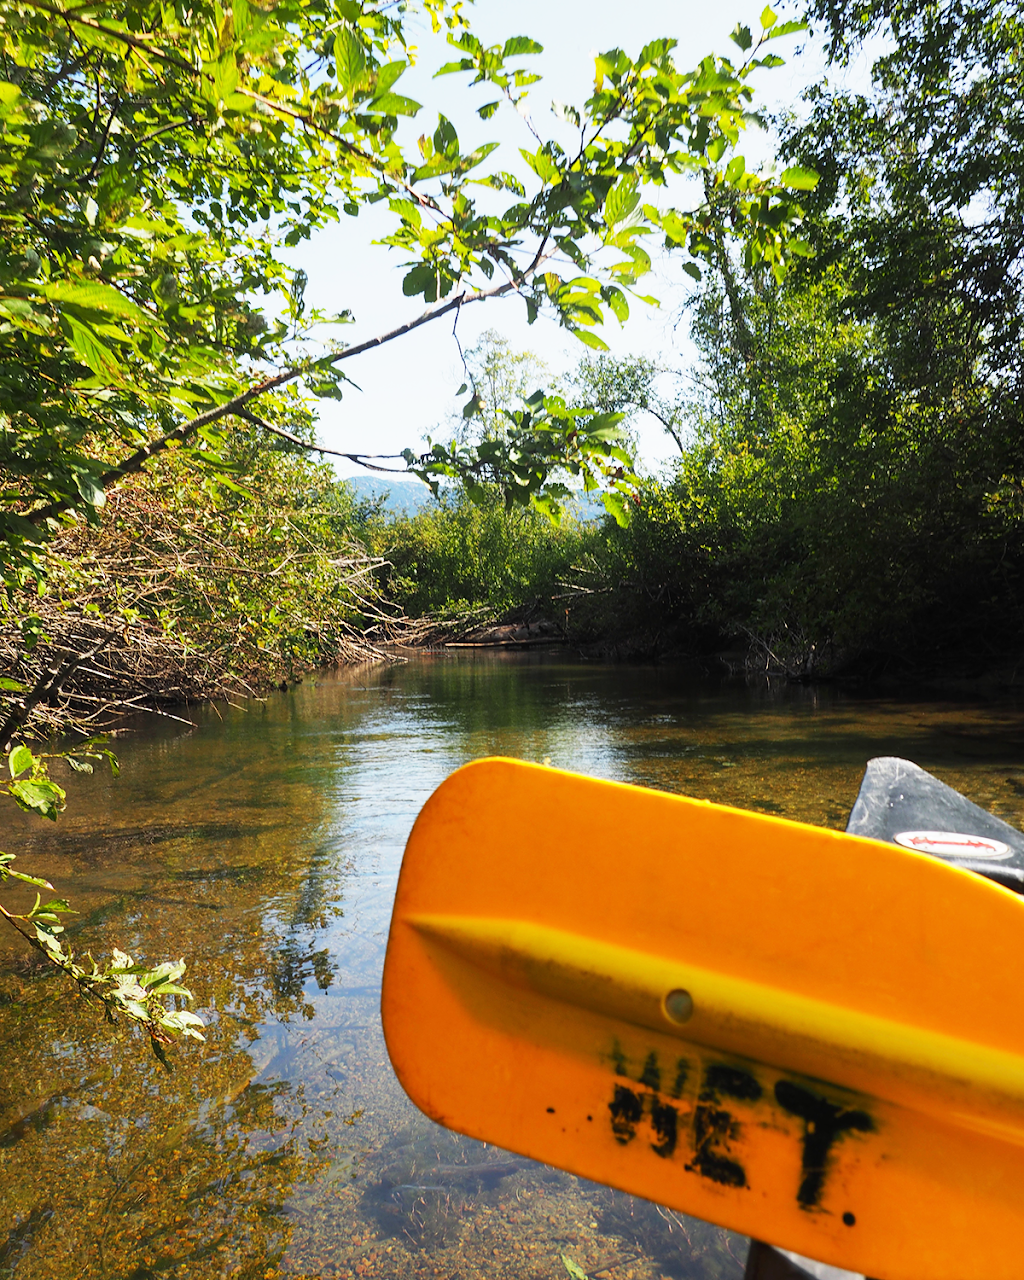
xmin=663 ymin=988 xmax=693 ymax=1024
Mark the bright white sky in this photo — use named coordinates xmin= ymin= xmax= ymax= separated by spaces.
xmin=285 ymin=1 xmax=866 ymax=477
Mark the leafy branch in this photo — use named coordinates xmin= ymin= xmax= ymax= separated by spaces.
xmin=1 ymin=0 xmax=813 ymax=591
xmin=1 ymin=740 xmax=205 ymax=1065
xmin=406 ymin=389 xmax=638 ymax=526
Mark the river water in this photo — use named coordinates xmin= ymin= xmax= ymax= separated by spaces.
xmin=3 ymin=653 xmax=1024 ymax=1280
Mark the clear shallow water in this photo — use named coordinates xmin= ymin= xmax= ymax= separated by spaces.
xmin=3 ymin=653 xmax=1024 ymax=1280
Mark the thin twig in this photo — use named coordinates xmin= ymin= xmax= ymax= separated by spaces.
xmin=235 ymin=409 xmax=414 ymax=473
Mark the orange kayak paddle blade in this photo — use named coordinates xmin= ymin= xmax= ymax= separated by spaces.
xmin=382 ymin=758 xmax=1024 ymax=1280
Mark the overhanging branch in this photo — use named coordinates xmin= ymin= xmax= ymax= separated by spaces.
xmin=236 ymin=409 xmax=414 ymax=474
xmin=27 ymin=271 xmax=532 ymax=526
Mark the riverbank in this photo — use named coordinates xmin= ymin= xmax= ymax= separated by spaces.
xmin=372 ymin=467 xmax=1024 ymax=693
xmin=7 ymin=462 xmax=1022 ymax=750
xmin=11 ymin=592 xmax=1024 ymax=751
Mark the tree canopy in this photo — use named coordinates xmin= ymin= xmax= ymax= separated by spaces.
xmin=790 ymin=0 xmax=1024 ymax=432
xmin=534 ymin=0 xmax=1024 ymax=674
xmin=0 ymin=0 xmax=813 ymax=604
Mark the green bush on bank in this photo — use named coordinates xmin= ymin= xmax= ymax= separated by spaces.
xmin=364 ymin=488 xmax=596 ymax=620
xmin=361 ymin=431 xmax=1024 ymax=673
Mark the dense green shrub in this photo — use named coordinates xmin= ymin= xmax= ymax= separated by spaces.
xmin=366 ymin=488 xmax=594 ymax=619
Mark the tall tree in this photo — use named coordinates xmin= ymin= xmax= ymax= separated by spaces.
xmin=774 ymin=0 xmax=1024 ymax=656
xmin=450 ymin=329 xmax=549 ymax=446
xmin=788 ymin=0 xmax=1024 ymax=449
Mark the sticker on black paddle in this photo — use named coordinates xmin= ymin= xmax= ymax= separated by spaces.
xmin=894 ymin=831 xmax=1012 ymax=860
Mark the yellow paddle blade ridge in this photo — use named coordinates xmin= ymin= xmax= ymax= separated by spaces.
xmin=407 ymin=913 xmax=1024 ymax=1142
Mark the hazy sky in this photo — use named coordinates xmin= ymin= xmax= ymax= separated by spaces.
xmin=286 ymin=1 xmax=844 ymax=476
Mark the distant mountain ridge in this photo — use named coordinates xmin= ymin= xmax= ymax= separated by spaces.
xmin=343 ymin=474 xmax=434 ymax=514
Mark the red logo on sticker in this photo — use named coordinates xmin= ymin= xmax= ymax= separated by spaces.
xmin=894 ymin=831 xmax=1012 ymax=860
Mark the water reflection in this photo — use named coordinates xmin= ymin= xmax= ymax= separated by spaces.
xmin=2 ymin=653 xmax=1024 ymax=1278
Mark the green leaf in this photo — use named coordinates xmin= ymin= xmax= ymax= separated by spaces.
xmin=41 ymin=281 xmax=147 ymax=322
xmin=71 ymin=467 xmax=106 ymax=510
xmin=212 ymin=50 xmax=239 ymax=103
xmin=335 ymin=26 xmax=367 ymax=95
xmin=159 ymin=1010 xmax=206 ymax=1040
xmin=639 ymin=37 xmax=675 ymax=65
xmin=368 ymin=92 xmax=421 ymax=117
xmin=520 ymin=147 xmax=561 ymax=184
xmin=585 ymin=425 xmax=625 ymax=443
xmin=605 ymin=175 xmax=639 ymax=227
xmin=604 ymin=287 xmax=629 ymax=323
xmin=503 ymin=36 xmax=543 ymax=57
xmin=5 ymin=867 xmax=55 ymax=889
xmin=761 ymin=6 xmax=778 ymax=29
xmin=434 ymin=58 xmax=474 ymax=77
xmin=780 ymin=165 xmax=819 ymax=191
xmin=477 ymin=100 xmax=501 ymax=119
xmin=462 ymin=140 xmax=500 ymax=172
xmin=767 ymin=19 xmax=806 ymax=38
xmin=572 ymin=329 xmax=609 ymax=352
xmin=9 ymin=745 xmax=34 ymax=778
xmin=725 ymin=155 xmax=746 ymax=183
xmin=136 ymin=958 xmax=188 ymax=988
xmin=601 ymin=489 xmax=631 ymax=527
xmin=0 ymin=297 xmax=42 ymax=329
xmin=731 ymin=24 xmax=753 ymax=51
xmin=402 ymin=263 xmax=436 ymax=301
xmin=433 ymin=114 xmax=459 ymax=157
xmin=9 ymin=778 xmax=66 ymax=821
xmin=531 ymin=491 xmax=565 ymax=524
xmin=232 ymin=0 xmax=251 ymax=36
xmin=374 ymin=60 xmax=408 ymax=95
